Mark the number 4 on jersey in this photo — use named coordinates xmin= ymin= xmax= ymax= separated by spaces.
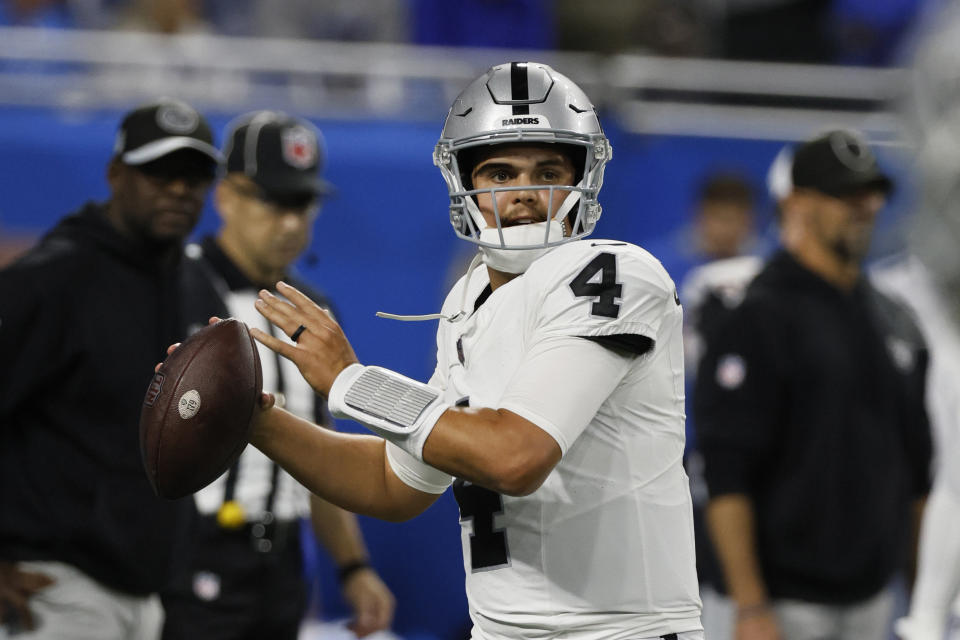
xmin=569 ymin=252 xmax=622 ymax=318
xmin=453 ymin=479 xmax=510 ymax=571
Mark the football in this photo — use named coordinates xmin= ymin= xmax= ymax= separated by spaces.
xmin=139 ymin=318 xmax=263 ymax=499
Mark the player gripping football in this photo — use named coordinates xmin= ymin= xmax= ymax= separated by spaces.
xmin=215 ymin=62 xmax=703 ymax=639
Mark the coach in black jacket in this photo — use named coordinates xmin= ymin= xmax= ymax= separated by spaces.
xmin=695 ymin=130 xmax=932 ymax=640
xmin=0 ymin=100 xmax=220 ymax=639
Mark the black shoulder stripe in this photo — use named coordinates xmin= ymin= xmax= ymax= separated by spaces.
xmin=473 ymin=283 xmax=494 ymax=312
xmin=583 ymin=334 xmax=654 ymax=357
xmin=511 ymin=62 xmax=530 ymax=115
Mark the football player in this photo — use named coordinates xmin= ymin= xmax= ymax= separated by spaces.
xmin=238 ymin=62 xmax=703 ymax=639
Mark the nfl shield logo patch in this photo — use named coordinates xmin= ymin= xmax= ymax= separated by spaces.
xmin=281 ymin=126 xmax=317 ymax=169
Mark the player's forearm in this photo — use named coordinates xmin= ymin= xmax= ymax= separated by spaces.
xmin=309 ymin=494 xmax=370 ymax=566
xmin=422 ymin=407 xmax=560 ymax=496
xmin=251 ymin=407 xmax=417 ymax=520
xmin=707 ymin=493 xmax=771 ymax=609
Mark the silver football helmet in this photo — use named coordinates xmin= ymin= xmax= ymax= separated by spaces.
xmin=434 ymin=62 xmax=612 ymax=273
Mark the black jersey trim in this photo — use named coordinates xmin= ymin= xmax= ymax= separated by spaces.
xmin=583 ymin=333 xmax=653 ymax=357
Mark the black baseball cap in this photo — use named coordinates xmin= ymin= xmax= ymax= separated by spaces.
xmin=114 ymin=98 xmax=222 ymax=166
xmin=791 ymin=129 xmax=893 ymax=198
xmin=224 ymin=111 xmax=334 ymax=205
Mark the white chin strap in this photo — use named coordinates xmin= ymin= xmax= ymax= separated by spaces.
xmin=478 ymin=220 xmax=565 ymax=274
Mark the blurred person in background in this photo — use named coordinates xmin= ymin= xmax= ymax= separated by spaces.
xmin=0 ymin=98 xmax=219 ymax=639
xmin=655 ymin=171 xmax=762 ymax=296
xmin=695 ymin=129 xmax=932 ymax=640
xmin=678 ymin=171 xmax=769 ymax=640
xmin=163 ymin=111 xmax=394 ymax=640
xmin=875 ymin=6 xmax=960 ymax=638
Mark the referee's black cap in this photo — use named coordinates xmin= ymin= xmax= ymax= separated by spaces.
xmin=791 ymin=129 xmax=893 ymax=198
xmin=114 ymin=98 xmax=222 ymax=166
xmin=223 ymin=111 xmax=334 ymax=206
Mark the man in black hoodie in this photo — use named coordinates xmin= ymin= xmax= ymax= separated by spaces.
xmin=694 ymin=129 xmax=932 ymax=640
xmin=0 ymin=99 xmax=221 ymax=639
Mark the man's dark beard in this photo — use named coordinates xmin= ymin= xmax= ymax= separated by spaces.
xmin=829 ymin=238 xmax=855 ymax=264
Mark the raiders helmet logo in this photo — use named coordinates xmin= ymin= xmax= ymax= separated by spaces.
xmin=281 ymin=126 xmax=317 ymax=169
xmin=156 ymin=102 xmax=200 ymax=134
xmin=830 ymin=130 xmax=874 ymax=171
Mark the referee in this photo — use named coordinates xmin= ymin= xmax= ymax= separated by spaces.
xmin=162 ymin=111 xmax=394 ymax=639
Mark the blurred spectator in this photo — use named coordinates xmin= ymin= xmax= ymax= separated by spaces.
xmin=680 ymin=254 xmax=762 ymax=640
xmin=695 ymin=129 xmax=931 ymax=640
xmin=163 ymin=111 xmax=394 ymax=640
xmin=653 ymin=171 xmax=763 ymax=288
xmin=678 ymin=171 xmax=768 ymax=640
xmin=692 ymin=174 xmax=760 ymax=263
xmin=0 ymin=98 xmax=219 ymax=639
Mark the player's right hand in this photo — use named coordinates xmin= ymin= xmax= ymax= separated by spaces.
xmin=251 ymin=281 xmax=359 ymax=397
xmin=0 ymin=561 xmax=55 ymax=630
xmin=736 ymin=609 xmax=782 ymax=640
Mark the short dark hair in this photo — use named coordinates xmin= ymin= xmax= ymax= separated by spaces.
xmin=697 ymin=173 xmax=755 ymax=208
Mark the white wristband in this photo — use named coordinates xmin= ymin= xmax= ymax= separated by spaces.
xmin=328 ymin=363 xmax=448 ymax=460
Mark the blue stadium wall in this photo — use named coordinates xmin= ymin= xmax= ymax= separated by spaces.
xmin=0 ymin=105 xmax=912 ymax=639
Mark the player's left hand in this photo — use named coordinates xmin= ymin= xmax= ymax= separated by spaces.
xmin=341 ymin=567 xmax=395 ymax=637
xmin=252 ymin=281 xmax=359 ymax=397
xmin=154 ymin=318 xmax=275 ymax=410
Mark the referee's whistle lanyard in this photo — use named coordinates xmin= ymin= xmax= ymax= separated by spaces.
xmin=216 ymin=322 xmax=286 ymax=552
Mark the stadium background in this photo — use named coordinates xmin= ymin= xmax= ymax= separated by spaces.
xmin=0 ymin=1 xmax=936 ymax=638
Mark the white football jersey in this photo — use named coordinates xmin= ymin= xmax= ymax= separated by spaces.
xmin=391 ymin=240 xmax=702 ymax=639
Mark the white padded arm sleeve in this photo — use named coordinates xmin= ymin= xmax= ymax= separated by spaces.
xmin=385 ymin=442 xmax=453 ymax=494
xmin=328 ymin=363 xmax=450 ymax=460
